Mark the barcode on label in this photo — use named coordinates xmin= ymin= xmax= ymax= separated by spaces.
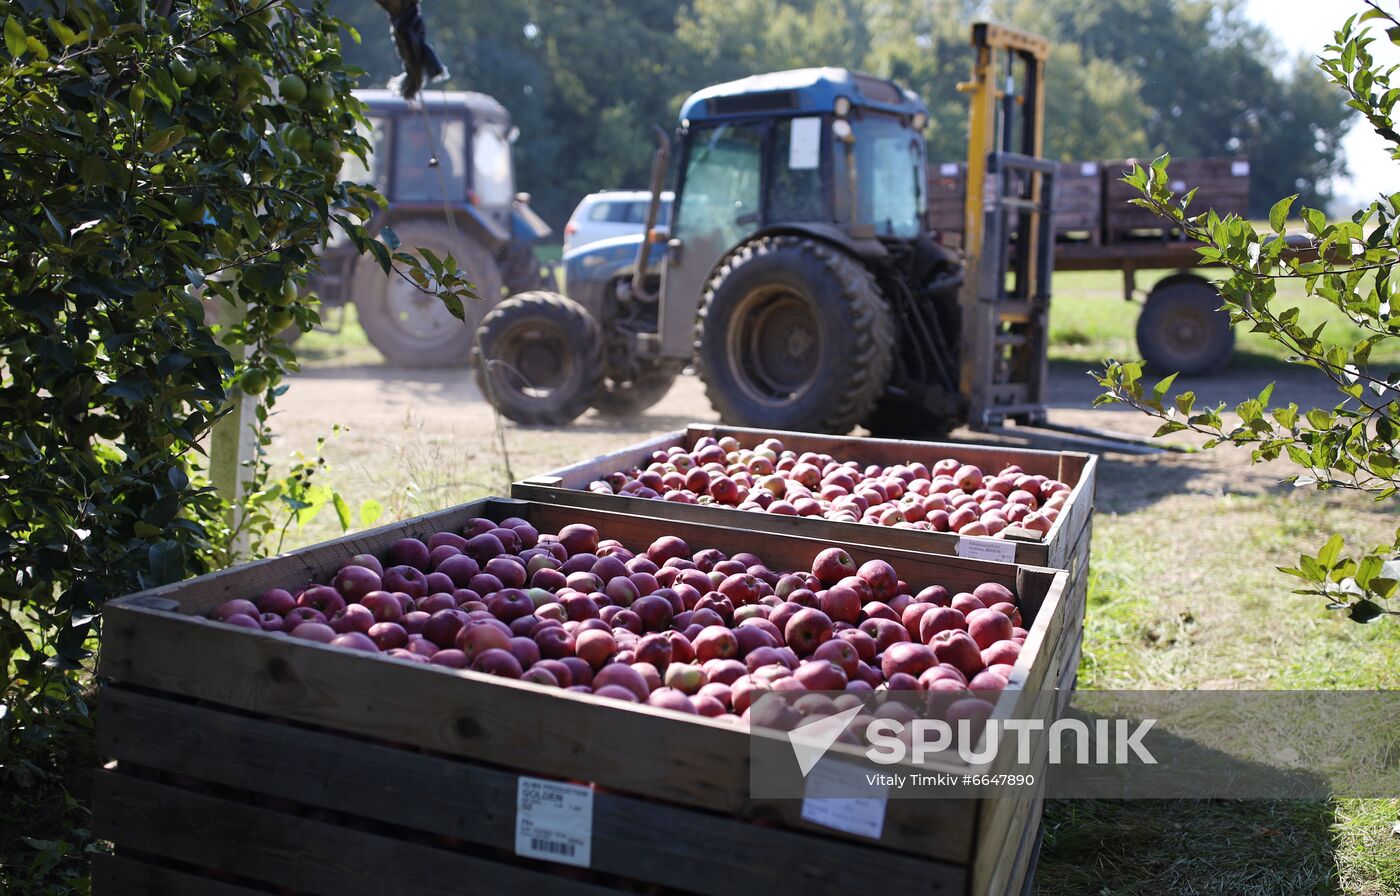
xmin=515 ymin=776 xmax=593 ymax=868
xmin=531 ymin=838 xmax=575 ymax=856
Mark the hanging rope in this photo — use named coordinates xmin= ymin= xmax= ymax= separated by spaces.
xmin=373 ymin=0 xmax=448 ymax=100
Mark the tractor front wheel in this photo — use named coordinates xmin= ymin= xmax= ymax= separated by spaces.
xmin=695 ymin=235 xmax=893 ymax=434
xmin=474 ymin=291 xmax=603 ymax=425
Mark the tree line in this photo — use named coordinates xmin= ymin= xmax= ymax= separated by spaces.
xmin=331 ymin=0 xmax=1352 ymax=228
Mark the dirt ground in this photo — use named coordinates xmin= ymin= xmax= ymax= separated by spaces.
xmin=274 ymin=354 xmax=1335 ymax=516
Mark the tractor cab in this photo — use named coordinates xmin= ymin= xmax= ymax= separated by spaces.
xmin=654 ymin=69 xmax=933 ymax=356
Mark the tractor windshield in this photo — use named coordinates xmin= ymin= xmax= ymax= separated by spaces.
xmin=673 ymin=122 xmax=764 ymax=251
xmin=851 ymin=115 xmax=924 ymax=238
xmin=472 ymin=121 xmax=515 ymax=207
xmin=394 ymin=114 xmax=468 ymax=202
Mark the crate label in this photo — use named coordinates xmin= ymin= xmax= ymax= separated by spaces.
xmin=801 ymin=760 xmax=887 ymax=838
xmin=1231 ymin=160 xmax=1250 ymax=176
xmin=789 ymin=117 xmax=822 ymax=170
xmin=515 ymin=777 xmax=593 ymax=868
xmin=940 ymin=162 xmax=961 ymax=176
xmin=955 ymin=535 xmax=1018 ymax=564
xmin=1079 ymin=162 xmax=1098 ymax=176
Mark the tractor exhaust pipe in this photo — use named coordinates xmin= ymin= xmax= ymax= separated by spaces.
xmin=630 ymin=124 xmax=670 ymax=303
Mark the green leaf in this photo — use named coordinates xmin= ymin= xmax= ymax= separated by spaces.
xmin=1317 ymin=534 xmax=1345 ymax=569
xmin=332 ymin=492 xmax=351 ymax=530
xmin=1348 ymin=599 xmax=1385 ymax=623
xmin=1269 ymin=195 xmax=1296 ymax=233
xmin=5 ymin=16 xmax=26 ymax=57
xmin=148 ymin=540 xmax=184 ymax=585
xmin=359 ymin=498 xmax=383 ymax=527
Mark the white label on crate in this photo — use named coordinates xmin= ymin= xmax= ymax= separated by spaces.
xmin=800 ymin=760 xmax=888 ymax=839
xmin=789 ymin=117 xmax=822 ymax=170
xmin=1080 ymin=162 xmax=1098 ymax=176
xmin=940 ymin=162 xmax=961 ymax=176
xmin=955 ymin=535 xmax=1018 ymax=564
xmin=515 ymin=777 xmax=593 ymax=868
xmin=1231 ymin=160 xmax=1250 ymax=177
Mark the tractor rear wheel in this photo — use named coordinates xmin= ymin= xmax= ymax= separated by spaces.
xmin=695 ymin=236 xmax=893 ymax=434
xmin=474 ymin=291 xmax=603 ymax=425
xmin=355 ymin=219 xmax=503 ymax=368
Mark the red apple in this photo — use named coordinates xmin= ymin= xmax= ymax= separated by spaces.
xmin=455 ymin=620 xmax=512 ymax=662
xmin=881 ymin=641 xmax=936 ymax=680
xmin=929 ymin=630 xmax=985 ymax=679
xmin=333 ymin=565 xmax=381 ymax=603
xmin=966 ymin=607 xmax=1014 ymax=650
xmin=593 ymin=663 xmax=650 ymax=701
xmin=255 ymin=589 xmax=296 ymax=616
xmin=795 ymin=659 xmax=848 ymax=691
xmin=296 ymin=586 xmax=345 ymax=617
xmin=784 ymin=608 xmax=834 ymax=657
xmin=811 ymin=547 xmax=858 ymax=587
xmin=387 ymin=537 xmax=431 ymax=572
xmin=359 ymin=590 xmax=403 ymax=623
xmin=856 ymin=559 xmax=898 ymax=600
xmin=472 ymin=647 xmax=523 ymax=679
xmin=694 ymin=625 xmax=739 ymax=663
xmin=820 ymin=580 xmax=863 ymax=624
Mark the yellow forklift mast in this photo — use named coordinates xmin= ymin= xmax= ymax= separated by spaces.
xmin=957 ymin=23 xmax=1056 ymax=428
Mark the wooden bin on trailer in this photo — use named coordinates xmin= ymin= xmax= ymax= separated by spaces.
xmin=94 ymin=497 xmax=1079 ymax=896
xmin=1102 ymin=156 xmax=1249 ymax=239
xmin=513 ymin=423 xmax=1095 ymax=630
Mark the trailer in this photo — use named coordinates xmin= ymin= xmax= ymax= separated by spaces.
xmin=930 ymin=157 xmax=1253 ymax=375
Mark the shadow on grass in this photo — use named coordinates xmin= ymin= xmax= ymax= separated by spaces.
xmin=1047 ymin=354 xmax=1342 ymax=413
xmin=1036 ymin=798 xmax=1342 ymax=895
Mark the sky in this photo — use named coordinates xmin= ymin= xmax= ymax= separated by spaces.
xmin=1243 ymin=0 xmax=1400 ymax=210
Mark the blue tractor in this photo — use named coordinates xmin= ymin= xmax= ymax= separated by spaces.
xmin=477 ymin=25 xmax=1056 ymax=435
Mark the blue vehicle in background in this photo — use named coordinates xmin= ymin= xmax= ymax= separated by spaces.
xmin=477 ymin=27 xmax=1058 ymax=436
xmin=313 ymin=89 xmax=552 ymax=367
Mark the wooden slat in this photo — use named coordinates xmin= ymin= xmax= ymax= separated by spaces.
xmin=98 ymin=600 xmax=980 ymax=861
xmin=97 ymin=688 xmax=964 ymax=895
xmin=93 ymin=771 xmax=629 ymax=896
xmin=1045 ymin=453 xmax=1096 ymax=570
xmin=92 ymin=852 xmax=269 ymax=896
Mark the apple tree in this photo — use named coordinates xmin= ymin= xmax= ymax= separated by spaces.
xmin=0 ymin=0 xmax=476 ymax=883
xmin=1097 ymin=6 xmax=1400 ymax=623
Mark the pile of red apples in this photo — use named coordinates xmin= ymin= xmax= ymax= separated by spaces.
xmin=586 ymin=436 xmax=1071 ymax=539
xmin=210 ymin=519 xmax=1028 ymax=732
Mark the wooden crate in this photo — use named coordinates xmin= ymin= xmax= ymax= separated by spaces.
xmin=1053 ymin=161 xmax=1102 ymax=243
xmin=927 ymin=160 xmax=1099 ymax=243
xmin=929 ymin=161 xmax=967 ymax=236
xmin=1103 ymin=156 xmax=1249 ymax=239
xmin=513 ymin=424 xmax=1095 ymax=616
xmin=95 ymin=497 xmax=1078 ymax=896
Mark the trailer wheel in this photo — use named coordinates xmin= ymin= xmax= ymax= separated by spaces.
xmin=1135 ymin=278 xmax=1234 ymax=375
xmin=356 ymin=219 xmax=503 ymax=368
xmin=474 ymin=292 xmax=603 ymax=425
xmin=695 ymin=235 xmax=893 ymax=434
